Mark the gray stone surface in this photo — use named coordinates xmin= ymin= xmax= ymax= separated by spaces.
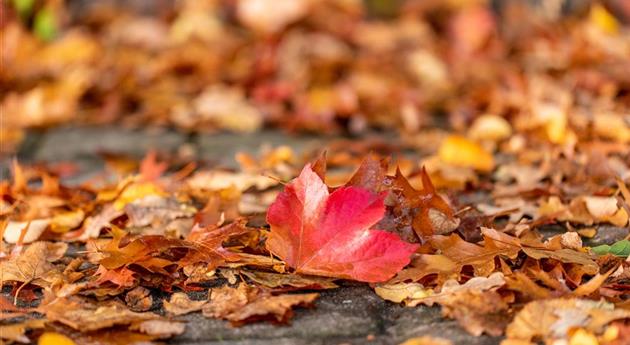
xmin=171 ymin=285 xmax=500 ymax=345
xmin=197 ymin=130 xmax=325 ymax=168
xmin=34 ymin=126 xmax=186 ymax=161
xmin=582 ymin=225 xmax=630 ymax=246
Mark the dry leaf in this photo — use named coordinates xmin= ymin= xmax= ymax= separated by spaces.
xmin=506 ymin=299 xmax=630 ymax=341
xmin=0 ymin=241 xmax=67 ymax=287
xmin=163 ymin=292 xmax=207 ymax=316
xmin=202 ymin=284 xmax=318 ymax=325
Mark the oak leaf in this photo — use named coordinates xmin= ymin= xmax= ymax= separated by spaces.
xmin=266 ymin=164 xmax=418 ymax=282
xmin=346 ymin=155 xmax=458 ymax=242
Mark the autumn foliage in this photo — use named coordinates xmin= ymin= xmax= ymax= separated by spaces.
xmin=3 ymin=0 xmax=630 ymax=344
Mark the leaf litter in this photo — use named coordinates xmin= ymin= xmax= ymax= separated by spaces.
xmin=2 ymin=0 xmax=630 ymax=344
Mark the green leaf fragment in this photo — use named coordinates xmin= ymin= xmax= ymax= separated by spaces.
xmin=12 ymin=0 xmax=35 ymax=18
xmin=591 ymin=240 xmax=630 ymax=257
xmin=34 ymin=7 xmax=58 ymax=41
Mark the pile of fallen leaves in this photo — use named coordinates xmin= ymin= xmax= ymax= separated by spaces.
xmin=3 ymin=0 xmax=630 ymax=344
xmin=1 ymin=134 xmax=630 ymax=344
xmin=2 ymin=0 xmax=630 ymax=153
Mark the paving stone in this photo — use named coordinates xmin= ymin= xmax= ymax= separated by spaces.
xmin=174 ymin=286 xmax=381 ymax=343
xmin=384 ymin=304 xmax=500 ymax=344
xmin=583 ymin=225 xmax=630 ymax=246
xmin=34 ymin=126 xmax=186 ymax=161
xmin=173 ymin=338 xmax=324 ymax=345
xmin=197 ymin=130 xmax=326 ymax=168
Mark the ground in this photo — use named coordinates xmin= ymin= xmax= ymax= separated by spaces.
xmin=5 ymin=126 xmax=628 ymax=345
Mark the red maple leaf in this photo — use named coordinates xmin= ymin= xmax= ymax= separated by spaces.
xmin=266 ymin=164 xmax=418 ymax=282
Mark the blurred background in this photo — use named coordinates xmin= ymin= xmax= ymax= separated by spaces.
xmin=2 ymin=0 xmax=630 ymax=154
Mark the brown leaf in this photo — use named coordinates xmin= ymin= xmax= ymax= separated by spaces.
xmin=240 ymin=270 xmax=338 ymax=290
xmin=399 ymin=336 xmax=453 ymax=345
xmin=374 ymin=282 xmax=433 ymax=305
xmin=439 ymin=290 xmax=510 ymax=336
xmin=346 ymin=156 xmax=457 ymax=242
xmin=39 ymin=296 xmax=158 ymax=331
xmin=202 ymin=284 xmax=318 ymax=325
xmin=163 ymin=292 xmax=207 ymax=316
xmin=392 ymin=254 xmax=460 ymax=283
xmin=0 ymin=241 xmax=67 ymax=287
xmin=125 ymin=286 xmax=153 ymax=312
xmin=129 ymin=319 xmax=186 ymax=338
xmin=0 ymin=319 xmax=46 ymax=343
xmin=506 ymin=299 xmax=630 ymax=341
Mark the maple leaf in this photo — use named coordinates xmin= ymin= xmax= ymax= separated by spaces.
xmin=139 ymin=150 xmax=167 ymax=182
xmin=346 ymin=155 xmax=458 ymax=242
xmin=266 ymin=164 xmax=418 ymax=282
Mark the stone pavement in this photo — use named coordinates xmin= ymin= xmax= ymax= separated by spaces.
xmin=4 ymin=126 xmax=628 ymax=345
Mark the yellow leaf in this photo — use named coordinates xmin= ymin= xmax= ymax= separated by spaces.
xmin=38 ymin=332 xmax=76 ymax=345
xmin=438 ymin=135 xmax=494 ymax=171
xmin=468 ymin=114 xmax=512 ymax=142
xmin=113 ymin=182 xmax=165 ymax=210
xmin=590 ymin=4 xmax=619 ymax=35
xmin=400 ymin=336 xmax=453 ymax=345
xmin=50 ymin=209 xmax=85 ymax=233
xmin=594 ymin=113 xmax=630 ymax=143
xmin=374 ymin=283 xmax=433 ymax=304
xmin=569 ymin=329 xmax=598 ymax=345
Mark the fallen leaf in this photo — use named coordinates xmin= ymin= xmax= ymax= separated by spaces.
xmin=0 ymin=241 xmax=67 ymax=287
xmin=186 ymin=170 xmax=278 ymax=192
xmin=374 ymin=282 xmax=433 ymax=304
xmin=39 ymin=296 xmax=159 ymax=331
xmin=129 ymin=319 xmax=186 ymax=338
xmin=240 ymin=270 xmax=338 ymax=290
xmin=38 ymin=332 xmax=76 ymax=345
xmin=163 ymin=292 xmax=207 ymax=316
xmin=346 ymin=156 xmax=458 ymax=242
xmin=266 ymin=164 xmax=418 ymax=282
xmin=237 ymin=0 xmax=309 ymax=34
xmin=439 ymin=289 xmax=510 ymax=336
xmin=139 ymin=150 xmax=167 ymax=182
xmin=438 ymin=135 xmax=495 ymax=172
xmin=399 ymin=336 xmax=453 ymax=345
xmin=125 ymin=286 xmax=153 ymax=312
xmin=592 ymin=240 xmax=630 ymax=257
xmin=506 ymin=299 xmax=630 ymax=341
xmin=3 ymin=219 xmax=50 ymax=244
xmin=437 ymin=272 xmax=506 ymax=297
xmin=0 ymin=319 xmax=46 ymax=343
xmin=468 ymin=114 xmax=512 ymax=142
xmin=202 ymin=284 xmax=318 ymax=325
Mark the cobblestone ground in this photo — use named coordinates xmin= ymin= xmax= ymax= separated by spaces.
xmin=4 ymin=127 xmax=628 ymax=345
